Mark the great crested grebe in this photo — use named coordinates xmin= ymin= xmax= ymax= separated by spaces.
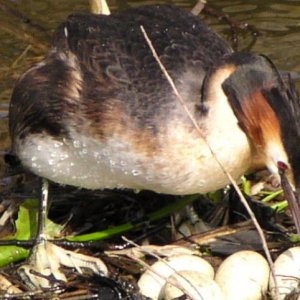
xmin=8 ymin=4 xmax=300 ymax=287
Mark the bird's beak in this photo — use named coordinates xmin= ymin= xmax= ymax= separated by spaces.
xmin=277 ymin=161 xmax=300 ymax=235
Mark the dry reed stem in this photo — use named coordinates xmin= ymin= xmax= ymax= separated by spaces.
xmin=140 ymin=25 xmax=280 ymax=300
xmin=11 ymin=45 xmax=32 ymax=69
xmin=191 ymin=0 xmax=206 ymax=15
xmin=0 ymin=274 xmax=22 ymax=294
xmin=89 ymin=0 xmax=110 ymax=15
xmin=0 ymin=20 xmax=47 ymax=53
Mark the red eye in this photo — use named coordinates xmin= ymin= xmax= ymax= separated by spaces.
xmin=277 ymin=161 xmax=288 ymax=172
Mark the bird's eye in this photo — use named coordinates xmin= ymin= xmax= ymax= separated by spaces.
xmin=277 ymin=160 xmax=288 ymax=172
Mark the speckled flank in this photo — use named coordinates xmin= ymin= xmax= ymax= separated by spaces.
xmin=15 ymin=63 xmax=252 ymax=194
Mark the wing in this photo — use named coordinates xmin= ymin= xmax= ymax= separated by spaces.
xmin=57 ymin=5 xmax=231 ymax=81
xmin=10 ymin=5 xmax=232 ymax=144
xmin=53 ymin=5 xmax=231 ymax=127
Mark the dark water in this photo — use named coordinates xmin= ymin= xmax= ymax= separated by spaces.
xmin=0 ymin=0 xmax=300 ymax=152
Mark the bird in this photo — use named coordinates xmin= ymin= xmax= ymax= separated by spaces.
xmin=8 ymin=4 xmax=300 ymax=288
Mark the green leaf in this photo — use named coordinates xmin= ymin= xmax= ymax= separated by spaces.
xmin=0 ymin=199 xmax=38 ymax=267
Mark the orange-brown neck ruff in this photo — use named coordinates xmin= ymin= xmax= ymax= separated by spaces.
xmin=220 ymin=53 xmax=300 ymax=187
xmin=262 ymin=76 xmax=300 ymax=187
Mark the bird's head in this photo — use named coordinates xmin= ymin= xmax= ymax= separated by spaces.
xmin=219 ymin=53 xmax=300 ymax=192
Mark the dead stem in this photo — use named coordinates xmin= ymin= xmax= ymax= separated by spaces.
xmin=202 ymin=5 xmax=258 ymax=51
xmin=11 ymin=45 xmax=32 ymax=69
xmin=174 ymin=220 xmax=254 ymax=247
xmin=140 ymin=25 xmax=280 ymax=300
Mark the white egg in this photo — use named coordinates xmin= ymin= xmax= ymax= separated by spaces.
xmin=164 ymin=271 xmax=224 ymax=300
xmin=269 ymin=246 xmax=300 ymax=300
xmin=138 ymin=254 xmax=214 ymax=299
xmin=215 ymin=250 xmax=269 ymax=300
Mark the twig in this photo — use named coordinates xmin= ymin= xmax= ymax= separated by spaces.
xmin=11 ymin=45 xmax=32 ymax=68
xmin=140 ymin=25 xmax=279 ymax=300
xmin=203 ymin=5 xmax=258 ymax=51
xmin=174 ymin=220 xmax=254 ymax=247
